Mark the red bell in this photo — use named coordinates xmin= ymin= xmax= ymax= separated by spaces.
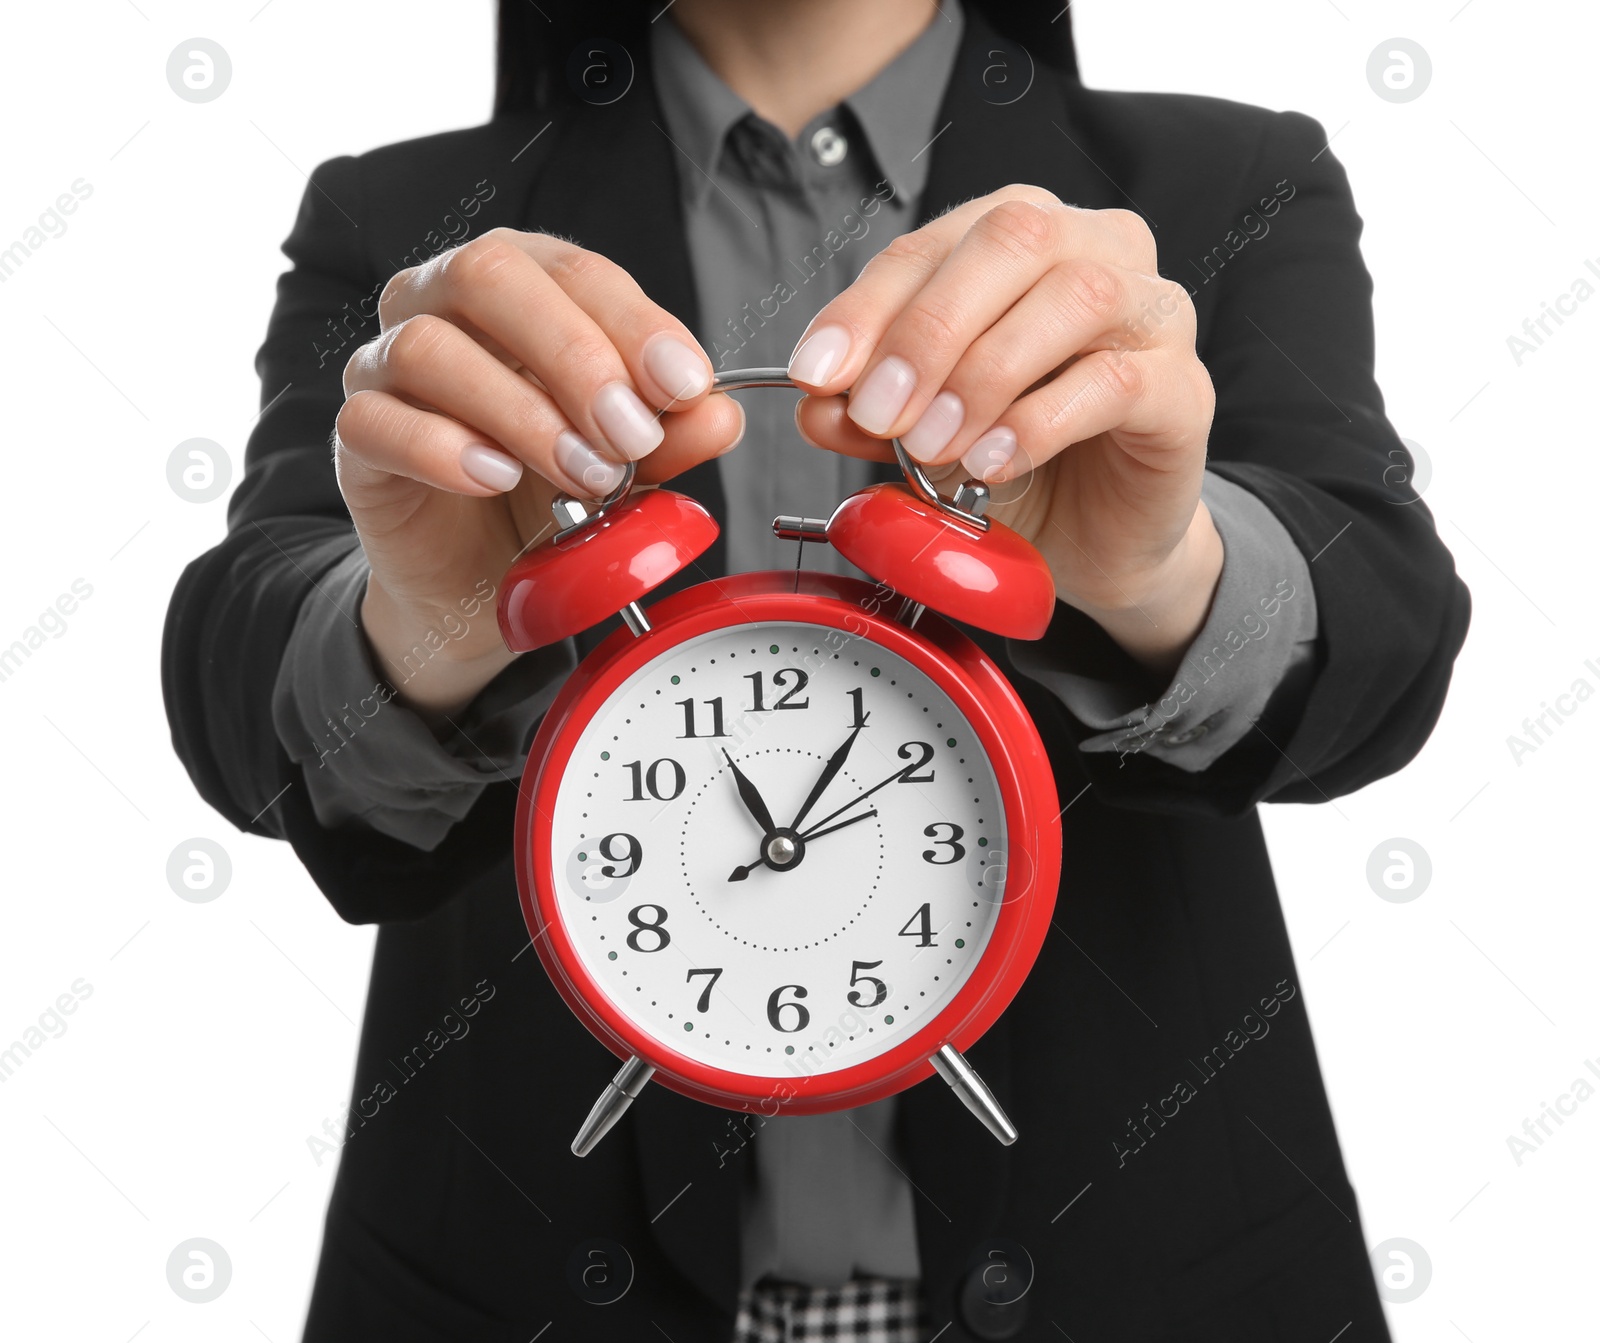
xmin=498 ymin=486 xmax=719 ymax=651
xmin=827 ymin=480 xmax=1056 ymax=641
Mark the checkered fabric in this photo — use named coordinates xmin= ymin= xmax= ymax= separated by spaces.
xmin=732 ymin=1277 xmax=925 ymax=1342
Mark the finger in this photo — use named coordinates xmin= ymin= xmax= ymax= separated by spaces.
xmin=907 ymin=265 xmax=1196 ymax=469
xmin=636 ymin=394 xmax=747 ymax=486
xmin=836 ymin=206 xmax=1161 ymax=444
xmin=379 ymin=231 xmax=711 ymax=461
xmin=793 ymin=395 xmax=897 ymax=462
xmin=346 ymin=316 xmax=747 ymax=498
xmin=525 ymin=234 xmax=715 ymax=409
xmin=787 ymin=193 xmax=1154 ymax=408
xmin=965 ymin=346 xmax=1209 ymax=485
xmin=346 ymin=314 xmax=635 ymax=497
xmin=336 ymin=390 xmax=531 ymax=500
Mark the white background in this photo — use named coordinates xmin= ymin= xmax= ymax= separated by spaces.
xmin=0 ymin=1 xmax=1594 ymax=1338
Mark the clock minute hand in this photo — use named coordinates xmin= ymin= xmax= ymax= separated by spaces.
xmin=798 ymin=758 xmax=914 ymax=840
xmin=788 ymin=721 xmax=866 ymax=832
xmin=721 ymin=748 xmax=778 ymax=836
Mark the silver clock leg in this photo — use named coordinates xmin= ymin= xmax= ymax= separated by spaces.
xmin=931 ymin=1043 xmax=1018 ymax=1146
xmin=572 ymin=1055 xmax=656 ymax=1157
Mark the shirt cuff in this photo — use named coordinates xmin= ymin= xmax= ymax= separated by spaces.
xmin=269 ymin=546 xmax=577 ymax=850
xmin=1007 ymin=471 xmax=1318 ymax=773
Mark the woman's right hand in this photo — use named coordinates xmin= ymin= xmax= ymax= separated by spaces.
xmin=335 ymin=228 xmax=743 ymax=719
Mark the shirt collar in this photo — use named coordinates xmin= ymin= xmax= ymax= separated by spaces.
xmin=650 ymin=0 xmax=966 ymax=211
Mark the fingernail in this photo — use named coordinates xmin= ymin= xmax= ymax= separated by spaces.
xmin=961 ymin=426 xmax=1018 ymax=482
xmin=718 ymin=399 xmax=747 ymax=455
xmin=554 ymin=430 xmax=624 ymax=496
xmin=459 ymin=443 xmax=523 ymax=492
xmin=847 ymin=355 xmax=916 ymax=435
xmin=642 ymin=335 xmax=710 ymax=404
xmin=592 ymin=381 xmax=664 ymax=460
xmin=900 ymin=390 xmax=964 ymax=463
xmin=788 ymin=324 xmax=851 ymax=386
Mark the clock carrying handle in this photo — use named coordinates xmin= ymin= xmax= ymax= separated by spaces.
xmin=550 ymin=366 xmax=992 ymax=538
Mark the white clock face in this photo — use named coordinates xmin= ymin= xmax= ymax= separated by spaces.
xmin=546 ymin=619 xmax=1009 ymax=1084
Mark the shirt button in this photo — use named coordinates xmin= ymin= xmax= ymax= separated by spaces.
xmin=809 ymin=124 xmax=848 ymax=167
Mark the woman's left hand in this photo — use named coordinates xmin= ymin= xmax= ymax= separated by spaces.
xmin=789 ymin=184 xmax=1223 ymax=673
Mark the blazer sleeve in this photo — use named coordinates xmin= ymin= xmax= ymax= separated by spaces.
xmin=161 ymin=155 xmax=523 ymax=924
xmin=1007 ymin=108 xmax=1471 ymax=818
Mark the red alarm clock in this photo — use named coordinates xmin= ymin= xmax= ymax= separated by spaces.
xmin=498 ymin=369 xmax=1062 ymax=1156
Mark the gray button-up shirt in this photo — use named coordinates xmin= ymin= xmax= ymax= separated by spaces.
xmin=269 ymin=0 xmax=1319 ymax=1297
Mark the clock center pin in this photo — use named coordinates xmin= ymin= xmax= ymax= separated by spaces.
xmin=765 ymin=833 xmax=800 ymax=868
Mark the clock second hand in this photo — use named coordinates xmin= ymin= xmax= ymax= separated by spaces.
xmin=795 ymin=757 xmax=917 ymax=842
xmin=727 ymin=807 xmax=880 ymax=882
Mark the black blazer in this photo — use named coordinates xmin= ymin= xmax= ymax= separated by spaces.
xmin=163 ymin=9 xmax=1470 ymax=1339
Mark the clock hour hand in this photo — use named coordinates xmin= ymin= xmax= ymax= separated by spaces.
xmin=721 ymin=748 xmax=778 ymax=836
xmin=727 ymin=808 xmax=879 ymax=882
xmin=788 ymin=720 xmax=866 ymax=832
